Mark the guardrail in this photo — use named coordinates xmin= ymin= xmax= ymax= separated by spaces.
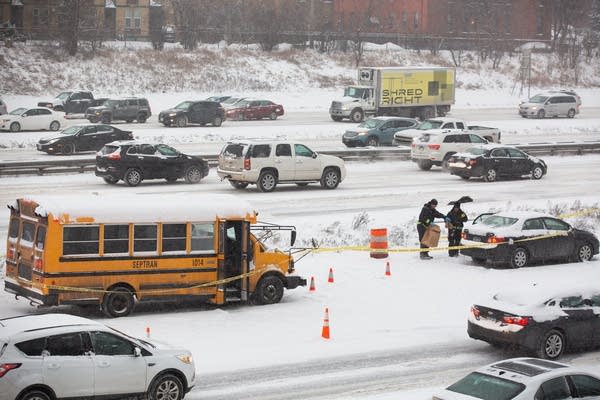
xmin=1 ymin=141 xmax=600 ymax=177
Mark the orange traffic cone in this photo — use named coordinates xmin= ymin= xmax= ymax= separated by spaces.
xmin=385 ymin=261 xmax=391 ymax=276
xmin=327 ymin=267 xmax=334 ymax=283
xmin=309 ymin=276 xmax=316 ymax=292
xmin=321 ymin=307 xmax=330 ymax=339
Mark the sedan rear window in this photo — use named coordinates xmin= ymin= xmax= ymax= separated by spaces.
xmin=222 ymin=144 xmax=246 ymax=158
xmin=99 ymin=145 xmax=120 ymax=155
xmin=446 ymin=372 xmax=525 ymax=400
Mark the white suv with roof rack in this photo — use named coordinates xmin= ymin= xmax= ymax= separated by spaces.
xmin=217 ymin=139 xmax=346 ymax=192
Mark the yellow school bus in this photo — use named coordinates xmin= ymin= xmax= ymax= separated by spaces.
xmin=4 ymin=194 xmax=305 ymax=317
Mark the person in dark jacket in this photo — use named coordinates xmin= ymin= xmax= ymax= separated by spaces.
xmin=446 ymin=203 xmax=468 ymax=257
xmin=417 ymin=199 xmax=447 ymax=259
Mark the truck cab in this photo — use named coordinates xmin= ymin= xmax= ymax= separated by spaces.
xmin=329 ymin=85 xmax=375 ymax=122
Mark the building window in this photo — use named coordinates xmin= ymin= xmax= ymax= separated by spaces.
xmin=387 ymin=14 xmax=395 ymax=30
xmin=124 ymin=8 xmax=141 ymax=31
xmin=536 ymin=2 xmax=544 ymax=35
xmin=504 ymin=3 xmax=512 ymax=34
xmin=32 ymin=7 xmax=49 ymax=27
xmin=402 ymin=11 xmax=407 ymax=26
xmin=413 ymin=12 xmax=419 ymax=29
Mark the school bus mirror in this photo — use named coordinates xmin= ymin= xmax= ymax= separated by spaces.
xmin=291 ymin=230 xmax=297 ymax=247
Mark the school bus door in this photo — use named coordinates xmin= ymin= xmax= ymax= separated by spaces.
xmin=220 ymin=220 xmax=250 ymax=302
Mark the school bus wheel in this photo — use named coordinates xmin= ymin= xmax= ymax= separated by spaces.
xmin=253 ymin=275 xmax=284 ymax=305
xmin=102 ymin=285 xmax=136 ymax=318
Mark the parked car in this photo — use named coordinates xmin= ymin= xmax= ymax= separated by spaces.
xmin=206 ymin=95 xmax=231 ymax=103
xmin=447 ymin=145 xmax=547 ymax=182
xmin=0 ymin=97 xmax=7 ymax=115
xmin=342 ymin=116 xmax=418 ymax=147
xmin=411 ymin=130 xmax=500 ymax=170
xmin=85 ymin=97 xmax=151 ymax=124
xmin=468 ymin=286 xmax=600 ymax=359
xmin=433 ymin=357 xmax=600 ymax=399
xmin=225 ymin=99 xmax=284 ymax=121
xmin=217 ymin=139 xmax=346 ymax=192
xmin=37 ymin=124 xmax=133 ymax=155
xmin=96 ymin=141 xmax=209 ymax=186
xmin=37 ymin=90 xmax=95 ymax=114
xmin=392 ymin=117 xmax=501 ymax=146
xmin=162 ymin=24 xmax=176 ymax=42
xmin=0 ymin=107 xmax=62 ymax=132
xmin=159 ymin=101 xmax=224 ymax=127
xmin=0 ymin=313 xmax=195 ymax=400
xmin=519 ymin=92 xmax=579 ymax=119
xmin=460 ymin=211 xmax=599 ymax=268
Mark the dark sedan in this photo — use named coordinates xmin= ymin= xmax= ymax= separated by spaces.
xmin=342 ymin=117 xmax=419 ymax=147
xmin=225 ymin=99 xmax=284 ymax=121
xmin=448 ymin=145 xmax=547 ymax=182
xmin=461 ymin=211 xmax=599 ymax=268
xmin=468 ymin=286 xmax=600 ymax=359
xmin=159 ymin=100 xmax=224 ymax=127
xmin=95 ymin=141 xmax=209 ymax=186
xmin=37 ymin=124 xmax=133 ymax=155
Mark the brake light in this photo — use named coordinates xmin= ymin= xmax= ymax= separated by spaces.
xmin=487 ymin=235 xmax=505 ymax=244
xmin=471 ymin=305 xmax=481 ymax=318
xmin=503 ymin=316 xmax=530 ymax=326
xmin=244 ymin=158 xmax=251 ymax=170
xmin=462 ymin=231 xmax=467 ymax=239
xmin=0 ymin=363 xmax=21 ymax=378
xmin=7 ymin=247 xmax=15 ymax=260
xmin=428 ymin=144 xmax=440 ymax=150
xmin=34 ymin=258 xmax=43 ymax=271
xmin=107 ymin=152 xmax=121 ymax=161
xmin=411 ymin=143 xmax=415 ymax=148
xmin=468 ymin=159 xmax=477 ymax=166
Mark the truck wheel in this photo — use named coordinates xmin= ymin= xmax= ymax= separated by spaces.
xmin=422 ymin=107 xmax=435 ymax=120
xmin=124 ymin=168 xmax=143 ymax=186
xmin=567 ymin=108 xmax=576 ymax=118
xmin=102 ymin=286 xmax=135 ymax=317
xmin=366 ymin=137 xmax=378 ymax=147
xmin=213 ymin=116 xmax=223 ymax=127
xmin=136 ymin=113 xmax=147 ymax=123
xmin=320 ymin=167 xmax=341 ymax=189
xmin=417 ymin=160 xmax=432 ymax=171
xmin=331 ymin=115 xmax=343 ymax=122
xmin=176 ymin=115 xmax=188 ymax=127
xmin=88 ymin=116 xmax=98 ymax=123
xmin=258 ymin=170 xmax=277 ymax=192
xmin=254 ymin=275 xmax=284 ymax=305
xmin=537 ymin=109 xmax=546 ymax=119
xmin=101 ymin=114 xmax=111 ymax=124
xmin=350 ymin=108 xmax=364 ymax=123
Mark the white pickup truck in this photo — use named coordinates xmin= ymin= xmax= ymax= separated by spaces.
xmin=392 ymin=117 xmax=501 ymax=146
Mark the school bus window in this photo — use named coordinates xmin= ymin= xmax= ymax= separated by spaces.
xmin=21 ymin=222 xmax=36 ymax=247
xmin=133 ymin=224 xmax=157 ymax=253
xmin=162 ymin=223 xmax=186 ymax=253
xmin=8 ymin=218 xmax=19 ymax=241
xmin=191 ymin=223 xmax=214 ymax=252
xmin=104 ymin=225 xmax=129 ymax=254
xmin=36 ymin=226 xmax=46 ymax=250
xmin=63 ymin=226 xmax=99 ymax=255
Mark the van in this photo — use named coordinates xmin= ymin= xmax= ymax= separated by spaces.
xmin=519 ymin=93 xmax=579 ymax=119
xmin=4 ymin=194 xmax=305 ymax=317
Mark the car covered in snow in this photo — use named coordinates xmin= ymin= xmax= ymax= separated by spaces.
xmin=342 ymin=116 xmax=418 ymax=147
xmin=0 ymin=313 xmax=195 ymax=400
xmin=0 ymin=107 xmax=62 ymax=132
xmin=468 ymin=286 xmax=600 ymax=359
xmin=460 ymin=211 xmax=599 ymax=268
xmin=447 ymin=145 xmax=547 ymax=182
xmin=433 ymin=357 xmax=600 ymax=399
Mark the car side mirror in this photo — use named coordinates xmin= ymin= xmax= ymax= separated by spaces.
xmin=312 ymin=153 xmax=317 ymax=159
xmin=22 ymin=113 xmax=28 ymax=117
xmin=134 ymin=347 xmax=142 ymax=357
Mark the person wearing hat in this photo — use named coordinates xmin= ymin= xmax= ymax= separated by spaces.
xmin=446 ymin=203 xmax=468 ymax=257
xmin=417 ymin=199 xmax=447 ymax=259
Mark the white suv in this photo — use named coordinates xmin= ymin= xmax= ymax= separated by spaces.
xmin=0 ymin=314 xmax=195 ymax=400
xmin=217 ymin=139 xmax=346 ymax=192
xmin=411 ymin=131 xmax=496 ymax=170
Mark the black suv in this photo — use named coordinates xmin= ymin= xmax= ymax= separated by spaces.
xmin=37 ymin=124 xmax=133 ymax=155
xmin=96 ymin=141 xmax=209 ymax=186
xmin=159 ymin=101 xmax=224 ymax=127
xmin=85 ymin=98 xmax=151 ymax=124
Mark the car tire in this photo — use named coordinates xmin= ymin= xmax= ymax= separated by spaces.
xmin=19 ymin=389 xmax=51 ymax=400
xmin=366 ymin=137 xmax=378 ymax=147
xmin=9 ymin=122 xmax=20 ymax=132
xmin=460 ymin=175 xmax=470 ymax=180
xmin=124 ymin=168 xmax=143 ymax=187
xmin=61 ymin=143 xmax=75 ymax=155
xmin=136 ymin=113 xmax=147 ymax=123
xmin=103 ymin=176 xmax=119 ymax=184
xmin=102 ymin=286 xmax=135 ymax=318
xmin=350 ymin=108 xmax=364 ymax=123
xmin=537 ymin=109 xmax=546 ymax=119
xmin=176 ymin=115 xmax=188 ymax=127
xmin=422 ymin=106 xmax=435 ymax=120
xmin=320 ymin=167 xmax=341 ymax=189
xmin=184 ymin=166 xmax=203 ymax=184
xmin=537 ymin=329 xmax=565 ymax=360
xmin=484 ymin=168 xmax=497 ymax=182
xmin=417 ymin=160 xmax=433 ymax=171
xmin=101 ymin=115 xmax=111 ymax=124
xmin=258 ymin=170 xmax=277 ymax=192
xmin=213 ymin=116 xmax=223 ymax=127
xmin=88 ymin=116 xmax=98 ymax=123
xmin=269 ymin=112 xmax=277 ymax=120
xmin=229 ymin=180 xmax=249 ymax=189
xmin=165 ymin=177 xmax=178 ymax=183
xmin=575 ymin=243 xmax=593 ymax=262
xmin=147 ymin=373 xmax=184 ymax=400
xmin=567 ymin=108 xmax=576 ymax=118
xmin=253 ymin=275 xmax=284 ymax=305
xmin=442 ymin=153 xmax=455 ymax=170
xmin=236 ymin=113 xmax=245 ymax=121
xmin=531 ymin=164 xmax=544 ymax=180
xmin=49 ymin=121 xmax=60 ymax=131
xmin=331 ymin=116 xmax=343 ymax=122
xmin=510 ymin=247 xmax=528 ymax=268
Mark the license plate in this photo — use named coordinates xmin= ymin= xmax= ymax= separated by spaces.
xmin=448 ymin=161 xmax=466 ymax=168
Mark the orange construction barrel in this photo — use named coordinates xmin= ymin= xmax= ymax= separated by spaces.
xmin=370 ymin=228 xmax=388 ymax=259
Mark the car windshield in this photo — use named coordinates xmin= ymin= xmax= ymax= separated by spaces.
xmin=60 ymin=126 xmax=82 ymax=136
xmin=478 ymin=215 xmax=519 ymax=227
xmin=446 ymin=372 xmax=525 ymax=400
xmin=529 ymin=95 xmax=548 ymax=103
xmin=417 ymin=120 xmax=443 ymax=130
xmin=9 ymin=108 xmax=27 ymax=115
xmin=358 ymin=119 xmax=383 ymax=129
xmin=344 ymin=87 xmax=367 ymax=99
xmin=56 ymin=92 xmax=71 ymax=100
xmin=108 ymin=326 xmax=156 ymax=349
xmin=104 ymin=100 xmax=118 ymax=107
xmin=175 ymin=101 xmax=192 ymax=110
xmin=236 ymin=100 xmax=250 ymax=108
xmin=466 ymin=147 xmax=488 ymax=155
xmin=223 ymin=97 xmax=241 ymax=105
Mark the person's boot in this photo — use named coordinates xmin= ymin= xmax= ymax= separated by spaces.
xmin=420 ymin=252 xmax=432 ymax=260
